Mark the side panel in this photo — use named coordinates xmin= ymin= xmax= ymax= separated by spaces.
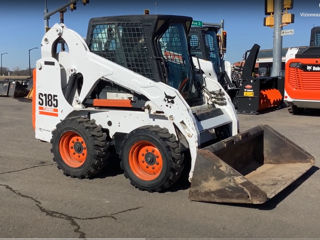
xmin=35 ymin=58 xmax=74 ymax=142
xmin=91 ymin=110 xmax=176 ymax=137
xmin=284 ymin=90 xmax=320 ymax=108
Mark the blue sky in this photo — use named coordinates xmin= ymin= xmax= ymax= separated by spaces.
xmin=0 ymin=0 xmax=319 ymax=70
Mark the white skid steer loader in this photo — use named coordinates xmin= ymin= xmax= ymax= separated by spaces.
xmin=188 ymin=22 xmax=238 ymax=100
xmin=33 ymin=15 xmax=314 ymax=204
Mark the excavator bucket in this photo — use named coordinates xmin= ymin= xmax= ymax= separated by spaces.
xmin=189 ymin=125 xmax=314 ymax=204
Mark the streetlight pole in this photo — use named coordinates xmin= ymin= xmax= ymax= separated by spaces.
xmin=28 ymin=47 xmax=38 ymax=77
xmin=271 ymin=0 xmax=283 ymax=77
xmin=1 ymin=52 xmax=8 ymax=76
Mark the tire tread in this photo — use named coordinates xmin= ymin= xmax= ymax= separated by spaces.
xmin=120 ymin=125 xmax=183 ymax=192
xmin=51 ymin=117 xmax=109 ymax=178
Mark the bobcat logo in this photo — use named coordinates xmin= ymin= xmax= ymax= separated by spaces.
xmin=164 ymin=92 xmax=176 ymax=106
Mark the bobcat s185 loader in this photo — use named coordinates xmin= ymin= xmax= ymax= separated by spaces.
xmin=33 ymin=15 xmax=314 ymax=204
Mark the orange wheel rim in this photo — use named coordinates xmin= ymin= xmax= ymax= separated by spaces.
xmin=129 ymin=140 xmax=163 ymax=181
xmin=59 ymin=131 xmax=87 ymax=168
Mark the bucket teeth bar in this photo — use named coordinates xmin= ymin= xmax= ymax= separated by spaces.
xmin=259 ymin=89 xmax=282 ymax=111
xmin=189 ymin=125 xmax=314 ymax=204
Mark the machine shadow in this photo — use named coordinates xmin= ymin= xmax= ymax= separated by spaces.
xmin=95 ymin=146 xmax=318 ymax=204
xmin=294 ymin=109 xmax=320 ymax=117
xmin=212 ymin=166 xmax=318 ymax=210
xmin=16 ymin=98 xmax=32 ymax=103
xmin=258 ymin=166 xmax=319 ymax=210
xmin=96 ymin=148 xmax=124 ymax=178
xmin=96 ymin=148 xmax=192 ymax=190
xmin=237 ymin=105 xmax=284 ymax=115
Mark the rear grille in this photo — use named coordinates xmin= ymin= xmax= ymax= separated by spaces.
xmin=288 ymin=68 xmax=302 ymax=89
xmin=300 ymin=72 xmax=320 ymax=90
xmin=288 ymin=67 xmax=320 ymax=90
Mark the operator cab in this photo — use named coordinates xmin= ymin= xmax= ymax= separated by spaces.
xmin=86 ymin=15 xmax=203 ymax=106
xmin=189 ymin=25 xmax=222 ymax=75
xmin=188 ymin=23 xmax=238 ymax=97
xmin=310 ymin=26 xmax=320 ymax=47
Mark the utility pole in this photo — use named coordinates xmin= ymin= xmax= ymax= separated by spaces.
xmin=271 ymin=0 xmax=283 ymax=77
xmin=1 ymin=52 xmax=8 ymax=76
xmin=44 ymin=0 xmax=90 ymax=32
xmin=44 ymin=0 xmax=49 ymax=32
xmin=264 ymin=0 xmax=294 ymax=77
xmin=28 ymin=47 xmax=38 ymax=77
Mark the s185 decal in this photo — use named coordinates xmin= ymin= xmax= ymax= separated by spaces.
xmin=38 ymin=93 xmax=58 ymax=107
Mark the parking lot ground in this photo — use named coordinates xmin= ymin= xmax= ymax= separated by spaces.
xmin=0 ymin=97 xmax=320 ymax=238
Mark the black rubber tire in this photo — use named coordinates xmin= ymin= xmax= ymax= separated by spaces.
xmin=51 ymin=117 xmax=109 ymax=178
xmin=121 ymin=126 xmax=183 ymax=192
xmin=288 ymin=104 xmax=303 ymax=115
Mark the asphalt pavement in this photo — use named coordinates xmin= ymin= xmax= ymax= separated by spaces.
xmin=0 ymin=97 xmax=319 ymax=238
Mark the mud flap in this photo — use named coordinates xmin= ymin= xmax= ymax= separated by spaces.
xmin=189 ymin=125 xmax=314 ymax=204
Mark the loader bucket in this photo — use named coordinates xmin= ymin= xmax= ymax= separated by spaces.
xmin=0 ymin=80 xmax=30 ymax=98
xmin=189 ymin=125 xmax=314 ymax=204
xmin=0 ymin=80 xmax=10 ymax=96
